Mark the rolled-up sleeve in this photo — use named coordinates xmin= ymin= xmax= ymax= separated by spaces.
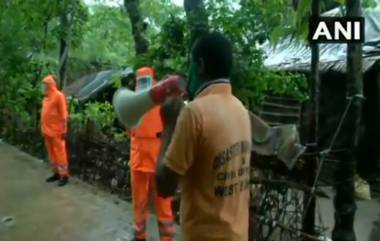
xmin=163 ymin=105 xmax=199 ymax=176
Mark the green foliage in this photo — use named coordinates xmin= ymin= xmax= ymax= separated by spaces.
xmin=69 ymin=96 xmax=127 ymax=142
xmin=70 ymin=0 xmax=183 ymax=75
xmin=70 ymin=101 xmax=116 ymax=131
xmin=140 ymin=0 xmax=184 ymax=36
xmin=113 ymin=132 xmax=129 ymax=142
xmin=363 ymin=0 xmax=378 ymax=8
xmin=71 ymin=5 xmax=134 ymax=72
xmin=268 ymin=0 xmax=378 ymax=44
xmin=84 ymin=101 xmax=115 ymax=129
xmin=37 ymin=0 xmax=89 ymax=48
xmin=337 ymin=0 xmax=377 ymax=9
xmin=335 ymin=0 xmax=346 ymax=5
xmin=0 ymin=0 xmax=88 ymax=139
xmin=142 ymin=15 xmax=189 ymax=77
xmin=131 ymin=0 xmax=309 ymax=110
xmin=206 ymin=0 xmax=309 ymax=108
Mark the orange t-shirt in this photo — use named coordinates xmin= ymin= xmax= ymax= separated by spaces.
xmin=163 ymin=82 xmax=252 ymax=241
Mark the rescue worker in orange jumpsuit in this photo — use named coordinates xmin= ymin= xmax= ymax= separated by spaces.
xmin=127 ymin=67 xmax=175 ymax=241
xmin=41 ymin=75 xmax=69 ymax=187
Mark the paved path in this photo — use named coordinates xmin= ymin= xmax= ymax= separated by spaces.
xmin=0 ymin=141 xmax=379 ymax=241
xmin=0 ymin=142 xmax=177 ymax=241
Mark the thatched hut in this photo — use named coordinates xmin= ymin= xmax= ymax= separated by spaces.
xmin=262 ymin=6 xmax=380 ymax=181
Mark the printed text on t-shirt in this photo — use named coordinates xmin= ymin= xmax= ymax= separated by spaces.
xmin=213 ymin=141 xmax=251 ymax=198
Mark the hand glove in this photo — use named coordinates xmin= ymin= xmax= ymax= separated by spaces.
xmin=150 ymin=75 xmax=186 ymax=104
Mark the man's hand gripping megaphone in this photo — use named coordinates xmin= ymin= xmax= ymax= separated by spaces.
xmin=150 ymin=75 xmax=187 ymax=104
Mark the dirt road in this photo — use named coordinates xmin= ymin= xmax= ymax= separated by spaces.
xmin=0 ymin=142 xmax=178 ymax=241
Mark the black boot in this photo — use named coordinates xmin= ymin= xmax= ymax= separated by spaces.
xmin=58 ymin=176 xmax=69 ymax=187
xmin=130 ymin=238 xmax=145 ymax=241
xmin=46 ymin=173 xmax=60 ymax=182
xmin=332 ymin=201 xmax=357 ymax=241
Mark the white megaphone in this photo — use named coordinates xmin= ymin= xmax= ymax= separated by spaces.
xmin=113 ymin=88 xmax=154 ymax=128
xmin=112 ymin=75 xmax=186 ymax=128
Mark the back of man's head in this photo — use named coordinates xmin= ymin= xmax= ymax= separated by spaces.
xmin=191 ymin=32 xmax=233 ymax=80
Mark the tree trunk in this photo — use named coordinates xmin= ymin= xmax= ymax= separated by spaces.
xmin=302 ymin=0 xmax=320 ymax=239
xmin=58 ymin=2 xmax=71 ymax=89
xmin=184 ymin=0 xmax=208 ymax=47
xmin=124 ymin=0 xmax=149 ymax=56
xmin=58 ymin=38 xmax=69 ymax=89
xmin=332 ymin=1 xmax=361 ymax=241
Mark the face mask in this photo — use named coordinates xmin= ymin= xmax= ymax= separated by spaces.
xmin=136 ymin=75 xmax=153 ymax=92
xmin=186 ymin=62 xmax=204 ymax=101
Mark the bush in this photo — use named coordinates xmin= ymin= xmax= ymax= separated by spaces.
xmin=69 ymin=100 xmax=116 ymax=133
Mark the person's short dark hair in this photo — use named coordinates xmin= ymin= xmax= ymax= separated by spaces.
xmin=191 ymin=32 xmax=233 ymax=80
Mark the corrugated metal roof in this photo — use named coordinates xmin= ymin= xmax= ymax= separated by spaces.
xmin=63 ymin=67 xmax=134 ymax=102
xmin=76 ymin=70 xmax=118 ymax=101
xmin=63 ymin=73 xmax=97 ymax=96
xmin=263 ymin=6 xmax=380 ymax=73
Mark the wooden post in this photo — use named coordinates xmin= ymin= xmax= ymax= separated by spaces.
xmin=303 ymin=0 xmax=320 ymax=239
xmin=332 ymin=1 xmax=361 ymax=241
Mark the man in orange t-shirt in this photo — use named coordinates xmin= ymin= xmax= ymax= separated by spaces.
xmin=41 ymin=75 xmax=69 ymax=187
xmin=156 ymin=32 xmax=252 ymax=241
xmin=127 ymin=67 xmax=175 ymax=241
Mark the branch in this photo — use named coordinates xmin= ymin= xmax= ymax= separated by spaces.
xmin=251 ymin=153 xmax=306 ymax=179
xmin=251 ymin=177 xmax=329 ymax=198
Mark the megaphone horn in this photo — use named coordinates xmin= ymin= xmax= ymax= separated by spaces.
xmin=112 ymin=75 xmax=186 ymax=128
xmin=113 ymin=88 xmax=154 ymax=128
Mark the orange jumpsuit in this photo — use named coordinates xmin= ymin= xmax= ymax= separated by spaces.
xmin=41 ymin=75 xmax=69 ymax=177
xmin=128 ymin=67 xmax=175 ymax=241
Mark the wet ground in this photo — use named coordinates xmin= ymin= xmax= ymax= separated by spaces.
xmin=318 ymin=189 xmax=380 ymax=241
xmin=0 ymin=142 xmax=179 ymax=241
xmin=0 ymin=141 xmax=379 ymax=241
